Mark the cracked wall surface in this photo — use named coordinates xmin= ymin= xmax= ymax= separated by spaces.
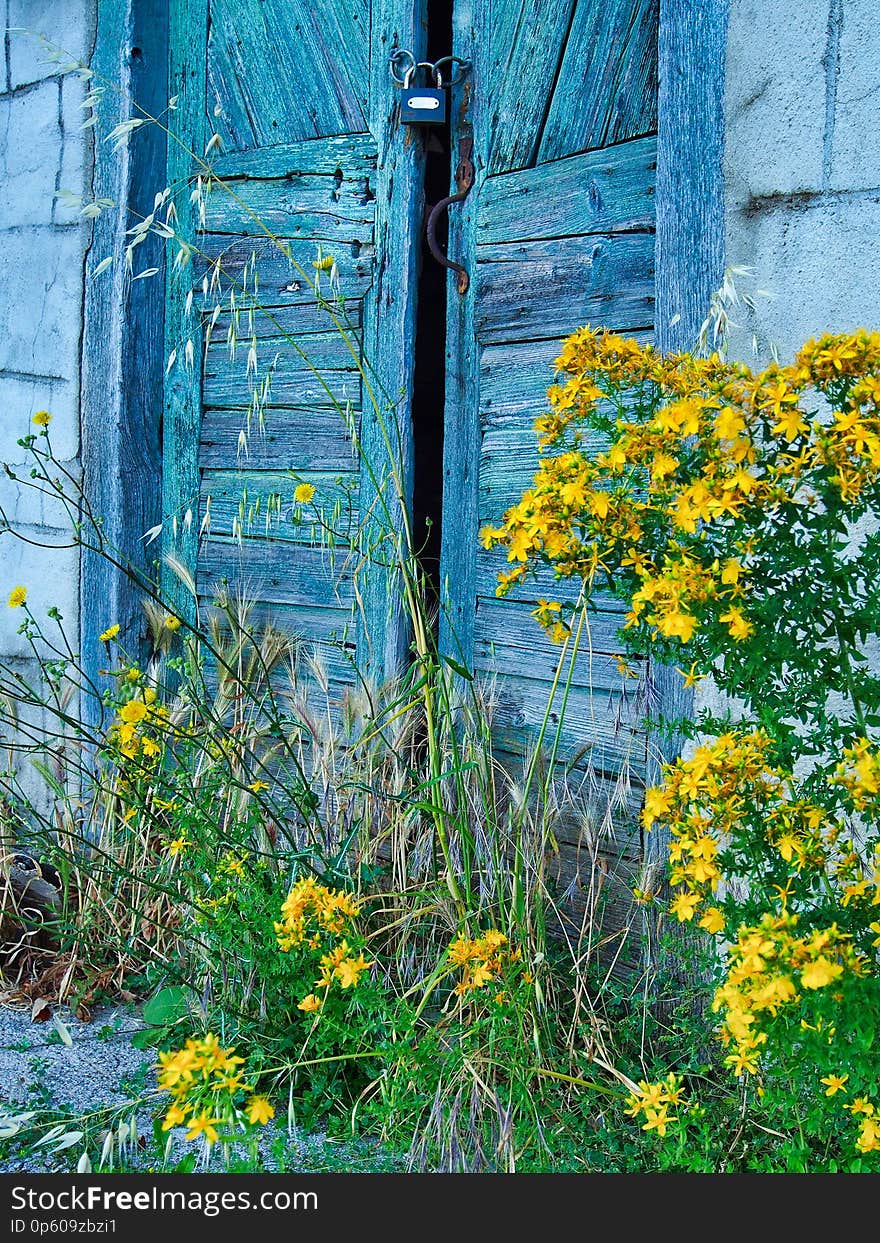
xmin=0 ymin=5 xmax=95 ymax=807
xmin=724 ymin=0 xmax=880 ymax=359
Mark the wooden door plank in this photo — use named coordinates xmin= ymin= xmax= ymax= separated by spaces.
xmin=537 ymin=0 xmax=659 ymax=162
xmin=163 ymin=0 xmax=208 ymax=623
xmin=475 ymin=231 xmax=655 ymax=344
xmin=198 ymin=536 xmax=353 ymax=608
xmin=478 ymin=136 xmax=656 ymax=244
xmin=200 ymin=408 xmax=358 ymax=471
xmin=209 ymin=134 xmax=377 ymax=181
xmin=357 ymin=0 xmax=428 ymax=680
xmin=208 ymin=0 xmax=369 ymax=149
xmin=485 ymin=0 xmax=577 ymax=175
xmin=439 ymin=0 xmax=487 ymax=669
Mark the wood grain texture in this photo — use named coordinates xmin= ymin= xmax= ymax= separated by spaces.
xmin=485 ymin=0 xmax=577 ymax=175
xmin=81 ymin=0 xmax=168 ymax=728
xmin=479 ymin=136 xmax=656 ymax=245
xmin=163 ymin=0 xmax=208 ymax=624
xmin=199 ymin=408 xmax=358 ymax=471
xmin=198 ymin=536 xmax=353 ymax=608
xmin=207 ymin=0 xmax=369 ymax=149
xmin=356 ymin=0 xmax=429 ymax=681
xmin=475 ymin=230 xmax=655 ymax=344
xmin=203 ymin=331 xmax=362 ymax=408
xmin=195 ymin=234 xmax=375 ymax=305
xmin=201 ymin=469 xmax=359 ymax=542
xmin=438 ymin=0 xmax=484 ymax=668
xmin=209 ymin=134 xmax=377 ymax=182
xmin=538 ymin=0 xmax=659 ymax=162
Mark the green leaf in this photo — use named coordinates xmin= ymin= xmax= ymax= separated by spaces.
xmin=440 ymin=654 xmax=474 ymax=681
xmin=142 ymin=984 xmax=196 ymax=1028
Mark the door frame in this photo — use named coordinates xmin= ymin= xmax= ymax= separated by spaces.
xmin=438 ymin=0 xmax=729 ymax=682
xmin=81 ymin=0 xmax=730 ymax=717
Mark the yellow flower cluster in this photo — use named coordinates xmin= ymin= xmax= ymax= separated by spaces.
xmin=712 ymin=911 xmax=865 ymax=1077
xmin=643 ymin=730 xmax=779 ymax=924
xmin=845 ymin=1097 xmax=880 ymax=1153
xmin=157 ymin=1033 xmax=273 ymax=1143
xmin=275 ymin=877 xmax=372 ymax=1014
xmin=483 ymin=326 xmax=880 ymax=643
xmin=111 ymin=686 xmax=169 ymax=763
xmin=834 ymin=738 xmax=880 ymax=811
xmin=275 ymin=875 xmax=361 ymax=949
xmin=624 ymin=1073 xmax=687 ymax=1138
xmin=447 ymin=930 xmax=521 ymax=998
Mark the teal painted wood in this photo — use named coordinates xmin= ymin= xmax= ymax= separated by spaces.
xmin=198 ymin=537 xmax=354 ymax=607
xmin=199 ymin=408 xmax=357 ymax=471
xmin=356 ymin=0 xmax=429 ymax=681
xmin=81 ymin=0 xmax=168 ymax=726
xmin=201 ymin=469 xmax=359 ymax=543
xmin=208 ymin=0 xmax=369 ymax=148
xmin=195 ymin=234 xmax=374 ymax=305
xmin=476 ymin=231 xmax=655 ymax=344
xmin=441 ymin=0 xmax=657 ymax=827
xmin=484 ymin=0 xmax=576 ymax=175
xmin=163 ymin=0 xmax=208 ymax=625
xmin=478 ymin=136 xmax=656 ymax=244
xmin=642 ymin=0 xmax=729 ymax=911
xmin=538 ymin=0 xmax=659 ymax=162
xmin=438 ymin=0 xmax=485 ymax=668
xmin=209 ymin=135 xmax=378 ymax=182
xmin=204 ymin=331 xmax=362 ymax=408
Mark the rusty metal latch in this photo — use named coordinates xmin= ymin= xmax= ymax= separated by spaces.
xmin=426 ymin=136 xmax=475 ymax=295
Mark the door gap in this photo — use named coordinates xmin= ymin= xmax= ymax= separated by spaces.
xmin=411 ymin=0 xmax=454 ymax=607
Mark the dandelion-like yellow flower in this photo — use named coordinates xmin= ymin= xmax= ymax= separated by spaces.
xmin=99 ymin=624 xmax=120 ymax=642
xmin=164 ymin=615 xmax=182 ymax=632
xmin=32 ymin=410 xmax=52 ymax=427
xmin=118 ymin=699 xmax=148 ymax=724
xmin=7 ymin=586 xmax=26 ymax=608
xmin=294 ymin=482 xmax=316 ymax=504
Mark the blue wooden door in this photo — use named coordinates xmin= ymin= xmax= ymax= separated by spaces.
xmin=440 ymin=0 xmax=659 ymax=944
xmin=163 ymin=0 xmax=429 ymax=691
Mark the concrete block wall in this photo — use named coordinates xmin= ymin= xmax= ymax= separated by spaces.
xmin=0 ymin=5 xmax=94 ymax=805
xmin=724 ymin=0 xmax=880 ymax=361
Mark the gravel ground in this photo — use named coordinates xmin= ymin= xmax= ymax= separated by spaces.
xmin=0 ymin=1002 xmax=405 ymax=1174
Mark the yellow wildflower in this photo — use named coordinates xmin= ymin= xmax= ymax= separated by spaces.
xmin=298 ymin=993 xmax=323 ymax=1013
xmin=294 ymin=482 xmax=316 ymax=504
xmin=99 ymin=624 xmax=120 ymax=642
xmin=820 ymin=1073 xmax=849 ymax=1096
xmin=800 ymin=957 xmax=843 ymax=990
xmin=32 ymin=410 xmax=52 ymax=427
xmin=699 ymin=907 xmax=726 ymax=935
xmin=118 ymin=700 xmax=148 ymax=724
xmin=246 ymin=1096 xmax=275 ymax=1126
xmin=7 ymin=586 xmax=26 ymax=608
xmin=185 ymin=1112 xmax=221 ymax=1144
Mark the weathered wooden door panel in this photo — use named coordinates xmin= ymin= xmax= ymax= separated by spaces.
xmin=207 ymin=0 xmax=370 ymax=147
xmin=164 ymin=1 xmax=427 ymax=695
xmin=440 ymin=0 xmax=659 ymax=950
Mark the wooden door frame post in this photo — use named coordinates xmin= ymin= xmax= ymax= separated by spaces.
xmin=645 ymin=0 xmax=729 ymax=978
xmin=80 ymin=0 xmax=168 ymax=727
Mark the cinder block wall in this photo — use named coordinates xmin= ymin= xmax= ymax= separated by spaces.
xmin=724 ymin=0 xmax=880 ymax=359
xmin=0 ymin=4 xmax=95 ymax=802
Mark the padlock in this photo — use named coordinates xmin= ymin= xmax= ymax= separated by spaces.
xmin=400 ymin=63 xmax=446 ymax=125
